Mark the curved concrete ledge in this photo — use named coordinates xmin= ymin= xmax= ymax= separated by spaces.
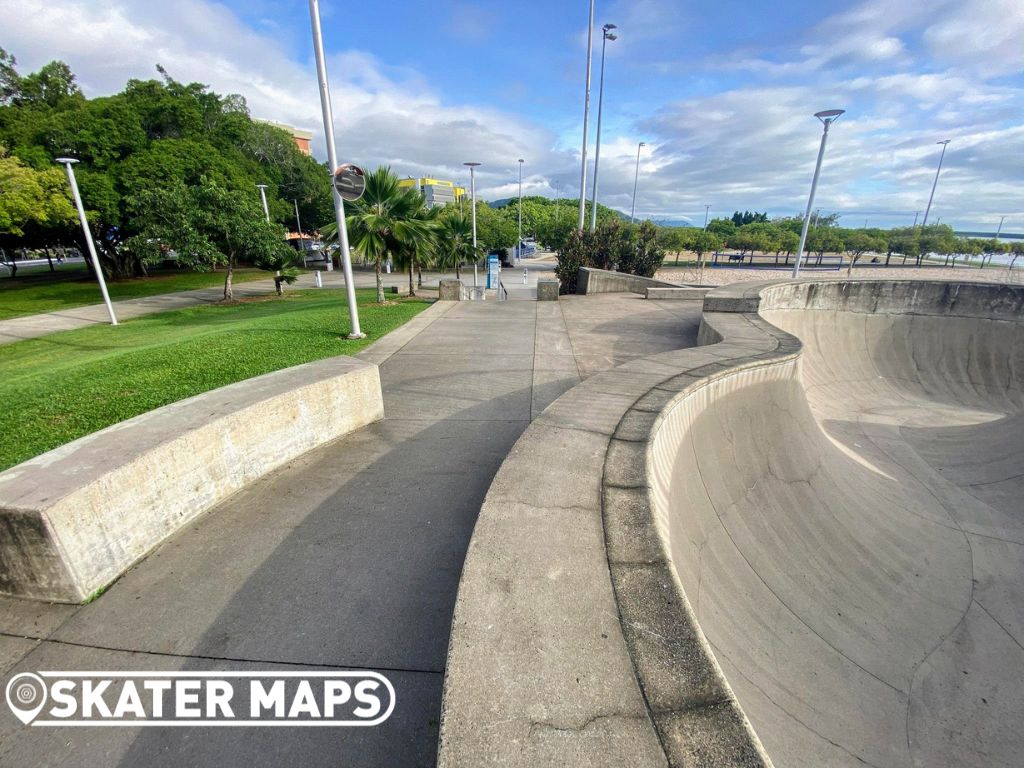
xmin=439 ymin=278 xmax=1024 ymax=767
xmin=0 ymin=356 xmax=383 ymax=603
xmin=577 ymin=267 xmax=680 ymax=295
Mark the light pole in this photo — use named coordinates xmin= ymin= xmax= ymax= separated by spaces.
xmin=792 ymin=109 xmax=845 ymax=279
xmin=256 ymin=184 xmax=270 ymax=222
xmin=554 ymin=180 xmax=560 ymax=223
xmin=293 ymin=199 xmax=303 ymax=243
xmin=518 ymin=158 xmax=524 ymax=261
xmin=577 ymin=0 xmax=595 ymax=231
xmin=921 ymin=139 xmax=950 ymax=228
xmin=629 ymin=141 xmax=645 ymax=223
xmin=996 ymin=215 xmax=1006 ymax=241
xmin=703 ymin=204 xmax=711 ymax=231
xmin=913 ymin=210 xmax=920 ymax=227
xmin=55 ymin=157 xmax=117 ymax=325
xmin=308 ymin=0 xmax=363 ymax=337
xmin=589 ymin=23 xmax=617 ymax=232
xmin=464 ymin=162 xmax=481 ymax=286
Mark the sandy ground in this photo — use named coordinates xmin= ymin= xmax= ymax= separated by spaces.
xmin=656 ymin=262 xmax=1023 ymax=286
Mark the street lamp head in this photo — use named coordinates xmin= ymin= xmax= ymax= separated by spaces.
xmin=603 ymin=23 xmax=616 ymax=31
xmin=256 ymin=183 xmax=268 ymax=189
xmin=518 ymin=159 xmax=524 ymax=164
xmin=463 ymin=162 xmax=481 ymax=167
xmin=54 ymin=157 xmax=79 ymax=165
xmin=937 ymin=139 xmax=951 ymax=145
xmin=605 ymin=32 xmax=618 ymax=41
xmin=814 ymin=109 xmax=845 ymax=123
xmin=639 ymin=141 xmax=646 ymax=148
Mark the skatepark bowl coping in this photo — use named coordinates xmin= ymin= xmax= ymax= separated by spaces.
xmin=438 ymin=278 xmax=1023 ymax=767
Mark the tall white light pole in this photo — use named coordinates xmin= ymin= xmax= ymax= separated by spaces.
xmin=589 ymin=23 xmax=617 ymax=232
xmin=465 ymin=162 xmax=481 ymax=286
xmin=308 ymin=0 xmax=363 ymax=337
xmin=577 ymin=0 xmax=595 ymax=231
xmin=921 ymin=139 xmax=951 ymax=229
xmin=792 ymin=109 xmax=845 ymax=279
xmin=256 ymin=184 xmax=270 ymax=222
xmin=518 ymin=158 xmax=524 ymax=261
xmin=55 ymin=157 xmax=117 ymax=325
xmin=703 ymin=204 xmax=711 ymax=231
xmin=629 ymin=141 xmax=645 ymax=223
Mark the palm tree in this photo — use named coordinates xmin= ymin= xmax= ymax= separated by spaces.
xmin=437 ymin=208 xmax=479 ymax=280
xmin=322 ymin=166 xmax=423 ymax=303
xmin=394 ymin=196 xmax=441 ymax=296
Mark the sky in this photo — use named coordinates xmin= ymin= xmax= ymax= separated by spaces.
xmin=3 ymin=0 xmax=1023 ymax=231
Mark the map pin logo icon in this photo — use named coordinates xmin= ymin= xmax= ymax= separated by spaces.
xmin=6 ymin=673 xmax=47 ymax=725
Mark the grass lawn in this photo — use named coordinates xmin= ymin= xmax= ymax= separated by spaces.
xmin=0 ymin=288 xmax=430 ymax=470
xmin=0 ymin=267 xmax=275 ymax=320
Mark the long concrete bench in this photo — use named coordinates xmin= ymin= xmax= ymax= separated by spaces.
xmin=0 ymin=356 xmax=383 ymax=603
xmin=438 ymin=278 xmax=1024 ymax=767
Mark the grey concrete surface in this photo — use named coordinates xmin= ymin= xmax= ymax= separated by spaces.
xmin=0 ymin=356 xmax=383 ymax=602
xmin=439 ymin=278 xmax=1021 ymax=768
xmin=577 ymin=266 xmax=680 ymax=295
xmin=652 ymin=280 xmax=1024 ymax=767
xmin=0 ymin=293 xmax=702 ymax=768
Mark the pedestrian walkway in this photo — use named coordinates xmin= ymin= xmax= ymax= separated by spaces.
xmin=0 ymin=292 xmax=702 ymax=767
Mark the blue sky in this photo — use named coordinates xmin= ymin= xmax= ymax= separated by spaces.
xmin=4 ymin=0 xmax=1023 ymax=230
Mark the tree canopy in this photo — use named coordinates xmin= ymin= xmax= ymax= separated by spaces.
xmin=0 ymin=49 xmax=334 ymax=278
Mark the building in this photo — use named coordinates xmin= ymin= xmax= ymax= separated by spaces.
xmin=255 ymin=119 xmax=314 ymax=156
xmin=398 ymin=177 xmax=467 ymax=208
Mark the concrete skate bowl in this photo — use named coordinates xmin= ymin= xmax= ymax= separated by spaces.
xmin=644 ymin=280 xmax=1024 ymax=767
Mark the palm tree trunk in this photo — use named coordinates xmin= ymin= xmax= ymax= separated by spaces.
xmin=408 ymin=258 xmax=415 ymax=297
xmin=375 ymin=259 xmax=385 ymax=303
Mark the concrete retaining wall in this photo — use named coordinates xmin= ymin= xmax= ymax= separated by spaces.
xmin=577 ymin=267 xmax=678 ymax=295
xmin=0 ymin=356 xmax=384 ymax=602
xmin=645 ymin=286 xmax=714 ymax=300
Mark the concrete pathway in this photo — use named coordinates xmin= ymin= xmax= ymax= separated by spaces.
xmin=0 ymin=293 xmax=702 ymax=767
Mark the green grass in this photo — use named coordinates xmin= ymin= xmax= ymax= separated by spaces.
xmin=0 ymin=288 xmax=430 ymax=470
xmin=0 ymin=267 xmax=275 ymax=320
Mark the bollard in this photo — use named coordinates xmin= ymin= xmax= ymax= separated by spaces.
xmin=523 ymin=269 xmax=528 ymax=285
xmin=314 ymin=270 xmax=323 ymax=288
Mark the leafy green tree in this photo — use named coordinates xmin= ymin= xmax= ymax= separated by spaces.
xmin=0 ymin=149 xmax=76 ymax=239
xmin=125 ymin=176 xmax=291 ymax=299
xmin=619 ymin=221 xmax=665 ymax=277
xmin=554 ymin=227 xmax=589 ymax=295
xmin=691 ymin=230 xmax=722 ymax=283
xmin=843 ymin=230 xmax=887 ymax=275
xmin=706 ymin=218 xmax=736 ymax=238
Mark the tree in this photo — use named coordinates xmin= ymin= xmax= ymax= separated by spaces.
xmin=690 ymin=230 xmax=722 ymax=283
xmin=706 ymin=218 xmax=737 ymax=238
xmin=619 ymin=221 xmax=665 ymax=277
xmin=804 ymin=228 xmax=844 ymax=262
xmin=843 ymin=230 xmax=886 ymax=275
xmin=437 ymin=207 xmax=480 ymax=279
xmin=125 ymin=176 xmax=291 ymax=299
xmin=393 ymin=197 xmax=439 ymax=296
xmin=0 ymin=150 xmax=76 ymax=239
xmin=330 ymin=166 xmax=423 ymax=303
xmin=554 ymin=228 xmax=590 ymax=295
